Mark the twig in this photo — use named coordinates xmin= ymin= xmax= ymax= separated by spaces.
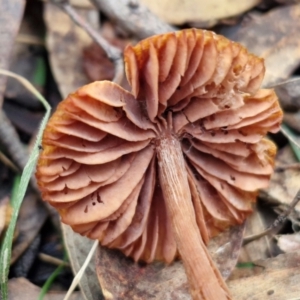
xmin=52 ymin=0 xmax=123 ymax=84
xmin=38 ymin=252 xmax=70 ymax=267
xmin=91 ymin=0 xmax=176 ymax=39
xmin=275 ymin=162 xmax=300 ymax=171
xmin=16 ymin=34 xmax=45 ymax=46
xmin=243 ymin=189 xmax=300 ymax=245
xmin=0 ymin=151 xmax=19 ymax=173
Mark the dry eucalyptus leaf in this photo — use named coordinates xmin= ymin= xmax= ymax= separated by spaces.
xmin=227 ymin=4 xmax=300 ymax=86
xmin=272 ymin=77 xmax=300 ymax=110
xmin=44 ymin=3 xmax=98 ymax=98
xmin=283 ymin=111 xmax=300 ymax=133
xmin=96 ymin=224 xmax=245 ymax=300
xmin=239 ymin=208 xmax=270 ymax=262
xmin=11 ymin=193 xmax=48 ymax=264
xmin=62 ymin=224 xmax=103 ymax=300
xmin=228 ymin=251 xmax=300 ymax=299
xmin=8 ymin=277 xmax=82 ymax=300
xmin=5 ymin=1 xmax=45 ymax=108
xmin=262 ymin=145 xmax=300 ymax=213
xmin=82 ymin=22 xmax=131 ymax=90
xmin=139 ymin=0 xmax=260 ymax=25
xmin=208 ymin=223 xmax=246 ymax=279
xmin=0 ymin=0 xmax=25 ymax=108
xmin=277 ymin=233 xmax=300 ymax=253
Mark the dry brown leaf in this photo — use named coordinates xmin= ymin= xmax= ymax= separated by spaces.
xmin=82 ymin=22 xmax=131 ymax=90
xmin=4 ymin=1 xmax=45 ymax=108
xmin=0 ymin=0 xmax=25 ymax=108
xmin=62 ymin=224 xmax=103 ymax=300
xmin=227 ymin=4 xmax=300 ymax=86
xmin=284 ymin=112 xmax=300 ymax=133
xmin=62 ymin=212 xmax=245 ymax=299
xmin=272 ymin=77 xmax=300 ymax=110
xmin=239 ymin=208 xmax=270 ymax=262
xmin=44 ymin=3 xmax=98 ymax=98
xmin=277 ymin=233 xmax=300 ymax=253
xmin=228 ymin=251 xmax=300 ymax=299
xmin=139 ymin=0 xmax=260 ymax=25
xmin=8 ymin=277 xmax=82 ymax=300
xmin=96 ymin=224 xmax=245 ymax=299
xmin=262 ymin=145 xmax=300 ymax=214
xmin=11 ymin=193 xmax=48 ymax=264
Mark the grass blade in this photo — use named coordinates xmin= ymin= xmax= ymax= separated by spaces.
xmin=0 ymin=69 xmax=51 ymax=300
xmin=38 ymin=252 xmax=67 ymax=300
xmin=281 ymin=124 xmax=300 ymax=161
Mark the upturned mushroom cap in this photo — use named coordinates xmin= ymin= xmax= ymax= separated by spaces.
xmin=36 ymin=29 xmax=282 ymax=263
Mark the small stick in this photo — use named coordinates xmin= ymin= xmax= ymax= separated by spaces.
xmin=38 ymin=252 xmax=70 ymax=268
xmin=275 ymin=162 xmax=300 ymax=171
xmin=91 ymin=0 xmax=176 ymax=39
xmin=0 ymin=151 xmax=19 ymax=173
xmin=243 ymin=189 xmax=300 ymax=245
xmin=52 ymin=0 xmax=124 ymax=84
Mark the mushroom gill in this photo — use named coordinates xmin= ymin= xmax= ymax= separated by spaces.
xmin=36 ymin=28 xmax=283 ymax=297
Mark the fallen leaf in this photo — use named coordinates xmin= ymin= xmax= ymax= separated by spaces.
xmin=5 ymin=2 xmax=46 ymax=109
xmin=82 ymin=22 xmax=131 ymax=90
xmin=272 ymin=77 xmax=300 ymax=110
xmin=8 ymin=277 xmax=82 ymax=300
xmin=3 ymin=101 xmax=43 ymax=135
xmin=139 ymin=0 xmax=260 ymax=25
xmin=226 ymin=4 xmax=300 ymax=86
xmin=239 ymin=208 xmax=271 ymax=262
xmin=44 ymin=3 xmax=98 ymax=98
xmin=228 ymin=251 xmax=300 ymax=299
xmin=11 ymin=193 xmax=48 ymax=264
xmin=61 ymin=223 xmax=245 ymax=299
xmin=62 ymin=224 xmax=103 ymax=300
xmin=95 ymin=224 xmax=245 ymax=299
xmin=12 ymin=235 xmax=41 ymax=278
xmin=209 ymin=223 xmax=246 ymax=279
xmin=277 ymin=233 xmax=300 ymax=253
xmin=283 ymin=111 xmax=300 ymax=133
xmin=0 ymin=0 xmax=25 ymax=107
xmin=262 ymin=145 xmax=300 ymax=214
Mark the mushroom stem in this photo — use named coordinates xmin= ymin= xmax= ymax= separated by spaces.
xmin=157 ymin=133 xmax=231 ymax=300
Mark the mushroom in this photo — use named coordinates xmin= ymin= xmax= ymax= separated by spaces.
xmin=36 ymin=29 xmax=283 ymax=300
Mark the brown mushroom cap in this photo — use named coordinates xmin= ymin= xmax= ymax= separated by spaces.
xmin=36 ymin=29 xmax=282 ymax=263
